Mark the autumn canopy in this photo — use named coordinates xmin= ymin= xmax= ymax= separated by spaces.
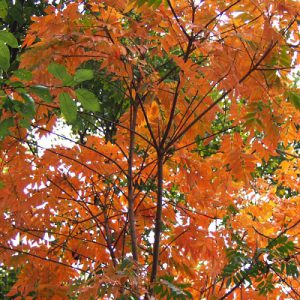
xmin=0 ymin=0 xmax=299 ymax=298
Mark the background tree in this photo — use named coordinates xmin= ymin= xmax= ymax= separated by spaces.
xmin=0 ymin=0 xmax=49 ymax=74
xmin=0 ymin=0 xmax=299 ymax=299
xmin=0 ymin=265 xmax=18 ymax=299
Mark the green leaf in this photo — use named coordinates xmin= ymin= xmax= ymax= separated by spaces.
xmin=285 ymin=241 xmax=295 ymax=251
xmin=279 ymin=46 xmax=291 ymax=67
xmin=19 ymin=95 xmax=35 ymax=120
xmin=225 ymin=277 xmax=231 ymax=288
xmin=287 ymin=91 xmax=300 ymax=109
xmin=9 ymin=81 xmax=24 ymax=88
xmin=48 ymin=63 xmax=66 ymax=78
xmin=30 ymin=85 xmax=52 ymax=103
xmin=280 ymin=262 xmax=285 ymax=273
xmin=0 ymin=41 xmax=10 ymax=71
xmin=74 ymin=69 xmax=94 ymax=83
xmin=13 ymin=69 xmax=32 ymax=81
xmin=19 ymin=118 xmax=31 ymax=129
xmin=13 ymin=99 xmax=35 ymax=123
xmin=9 ymin=4 xmax=22 ymax=23
xmin=0 ymin=0 xmax=8 ymax=19
xmin=0 ymin=31 xmax=18 ymax=48
xmin=59 ymin=93 xmax=77 ymax=122
xmin=136 ymin=0 xmax=161 ymax=8
xmin=233 ymin=275 xmax=240 ymax=285
xmin=47 ymin=63 xmax=74 ymax=86
xmin=75 ymin=88 xmax=100 ymax=112
xmin=0 ymin=117 xmax=13 ymax=138
xmin=286 ymin=263 xmax=299 ymax=278
xmin=20 ymin=93 xmax=34 ymax=105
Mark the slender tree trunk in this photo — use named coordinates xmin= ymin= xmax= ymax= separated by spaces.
xmin=150 ymin=151 xmax=164 ymax=284
xmin=128 ymin=103 xmax=138 ymax=261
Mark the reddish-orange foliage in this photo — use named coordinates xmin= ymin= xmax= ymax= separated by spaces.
xmin=0 ymin=0 xmax=300 ymax=299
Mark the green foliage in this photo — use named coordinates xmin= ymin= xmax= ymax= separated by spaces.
xmin=0 ymin=0 xmax=8 ymax=19
xmin=0 ymin=117 xmax=13 ymax=138
xmin=255 ymin=144 xmax=298 ymax=198
xmin=0 ymin=1 xmax=51 ymax=139
xmin=0 ymin=265 xmax=18 ymax=299
xmin=0 ymin=30 xmax=18 ymax=48
xmin=0 ymin=90 xmax=37 ymax=137
xmin=0 ymin=41 xmax=11 ymax=71
xmin=65 ymin=61 xmax=129 ymax=142
xmin=48 ymin=62 xmax=74 ymax=86
xmin=12 ymin=69 xmax=32 ymax=81
xmin=195 ymin=110 xmax=234 ymax=157
xmin=133 ymin=0 xmax=162 ymax=9
xmin=59 ymin=92 xmax=77 ymax=123
xmin=255 ymin=155 xmax=283 ymax=180
xmin=153 ymin=276 xmax=192 ymax=300
xmin=287 ymin=90 xmax=300 ymax=110
xmin=74 ymin=69 xmax=94 ymax=83
xmin=29 ymin=85 xmax=52 ymax=103
xmin=75 ymin=88 xmax=100 ymax=112
xmin=0 ymin=0 xmax=48 ymax=74
xmin=48 ymin=63 xmax=96 ymax=87
xmin=222 ymin=233 xmax=299 ymax=295
xmin=0 ymin=28 xmax=19 ymax=72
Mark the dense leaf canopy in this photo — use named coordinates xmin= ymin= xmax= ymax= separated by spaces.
xmin=0 ymin=0 xmax=300 ymax=299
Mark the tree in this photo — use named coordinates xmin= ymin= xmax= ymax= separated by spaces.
xmin=0 ymin=265 xmax=18 ymax=299
xmin=0 ymin=0 xmax=299 ymax=299
xmin=0 ymin=0 xmax=49 ymax=74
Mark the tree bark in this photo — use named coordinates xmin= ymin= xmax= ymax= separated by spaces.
xmin=128 ymin=103 xmax=138 ymax=262
xmin=150 ymin=151 xmax=164 ymax=284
